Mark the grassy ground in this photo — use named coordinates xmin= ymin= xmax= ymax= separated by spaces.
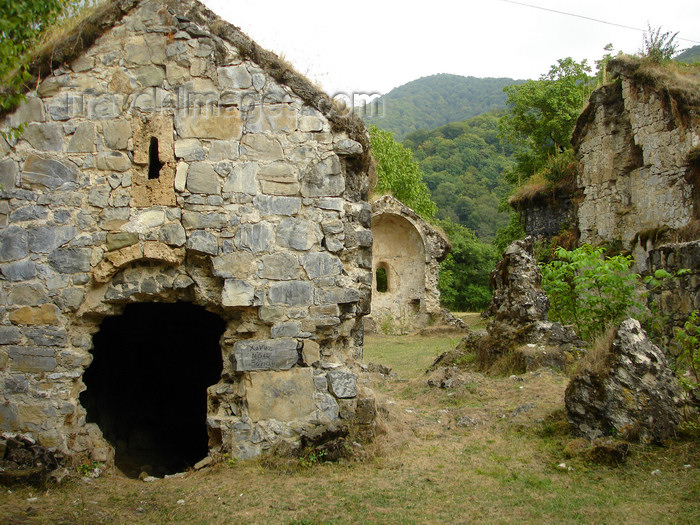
xmin=1 ymin=332 xmax=699 ymax=524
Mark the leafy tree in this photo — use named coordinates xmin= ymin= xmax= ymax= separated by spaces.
xmin=673 ymin=311 xmax=700 ymax=411
xmin=492 ymin=211 xmax=525 ymax=254
xmin=540 ymin=245 xmax=642 ymax=340
xmin=403 ymin=111 xmax=515 ymax=238
xmin=369 ymin=125 xmax=436 ymax=220
xmin=438 ymin=220 xmax=499 ymax=312
xmin=0 ymin=0 xmax=69 ymax=128
xmin=499 ymin=57 xmax=593 ymax=185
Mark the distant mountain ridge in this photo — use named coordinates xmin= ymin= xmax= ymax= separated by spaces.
xmin=675 ymin=45 xmax=700 ymax=64
xmin=362 ymin=73 xmax=523 ymax=141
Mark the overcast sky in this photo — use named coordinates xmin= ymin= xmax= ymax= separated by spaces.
xmin=202 ymin=0 xmax=700 ymax=96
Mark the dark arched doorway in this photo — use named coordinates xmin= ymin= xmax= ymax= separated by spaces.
xmin=80 ymin=302 xmax=225 ymax=477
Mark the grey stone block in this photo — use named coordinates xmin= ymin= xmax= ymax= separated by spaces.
xmin=48 ymin=247 xmax=92 ymax=273
xmin=260 ymin=252 xmax=299 ymax=280
xmin=22 ymin=155 xmax=77 ymax=189
xmin=186 ymin=162 xmax=220 ymax=194
xmin=9 ymin=205 xmax=49 ymax=222
xmin=25 ymin=326 xmax=67 ymax=346
xmin=230 ymin=338 xmax=298 ymax=371
xmin=28 ymin=226 xmax=77 ymax=254
xmin=0 ymin=326 xmax=21 ymax=344
xmin=158 ymin=222 xmax=187 ymax=246
xmin=302 ymin=252 xmax=343 ymax=279
xmin=21 ymin=123 xmax=64 ymax=151
xmin=7 ymin=346 xmax=57 ymax=373
xmin=0 ymin=260 xmax=36 ymax=281
xmin=271 ymin=321 xmax=301 ymax=338
xmin=268 ymin=281 xmax=314 ymax=306
xmin=253 ymin=194 xmax=301 ymax=216
xmin=0 ymin=226 xmax=28 ymax=261
xmin=234 ymin=222 xmax=274 ymax=253
xmin=0 ymin=159 xmax=18 ymax=189
xmin=187 ymin=230 xmax=218 ymax=255
xmin=327 ymin=369 xmax=357 ymax=398
xmin=276 ymin=218 xmax=322 ymax=251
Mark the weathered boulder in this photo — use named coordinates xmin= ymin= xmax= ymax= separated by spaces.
xmin=565 ymin=318 xmax=683 ymax=444
xmin=484 ymin=236 xmax=549 ymax=325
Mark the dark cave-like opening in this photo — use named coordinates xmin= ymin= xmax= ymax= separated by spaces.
xmin=80 ymin=302 xmax=225 ymax=478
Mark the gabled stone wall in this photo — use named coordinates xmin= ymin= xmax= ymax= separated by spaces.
xmin=0 ymin=0 xmax=374 ymax=466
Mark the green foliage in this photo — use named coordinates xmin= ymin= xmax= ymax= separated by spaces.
xmin=492 ymin=212 xmax=525 ymax=254
xmin=363 ymin=74 xmax=523 ymax=141
xmin=0 ymin=0 xmax=67 ymax=126
xmin=499 ymin=57 xmax=593 ymax=185
xmin=641 ymin=24 xmax=680 ymax=64
xmin=403 ymin=111 xmax=515 ymax=239
xmin=77 ymin=460 xmax=103 ymax=477
xmin=0 ymin=1 xmax=100 ymax=137
xmin=540 ymin=245 xmax=642 ymax=340
xmin=438 ymin=220 xmax=499 ymax=312
xmin=369 ymin=125 xmax=437 ymax=220
xmin=594 ymin=43 xmax=616 ymax=86
xmin=673 ymin=311 xmax=700 ymax=406
xmin=539 ymin=149 xmax=577 ymax=184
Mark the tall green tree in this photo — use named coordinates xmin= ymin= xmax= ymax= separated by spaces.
xmin=499 ymin=57 xmax=593 ymax=184
xmin=438 ymin=220 xmax=499 ymax=311
xmin=369 ymin=125 xmax=437 ymax=220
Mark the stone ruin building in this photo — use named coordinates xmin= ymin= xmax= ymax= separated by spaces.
xmin=513 ymin=57 xmax=700 ymax=327
xmin=366 ymin=195 xmax=449 ymax=333
xmin=0 ymin=0 xmax=377 ymax=476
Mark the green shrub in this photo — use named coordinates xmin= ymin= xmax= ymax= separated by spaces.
xmin=540 ymin=245 xmax=643 ymax=340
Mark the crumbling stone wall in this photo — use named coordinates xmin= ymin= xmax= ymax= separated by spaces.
xmin=368 ymin=195 xmax=449 ymax=332
xmin=0 ymin=0 xmax=374 ymax=465
xmin=573 ymin=58 xmax=700 ymax=270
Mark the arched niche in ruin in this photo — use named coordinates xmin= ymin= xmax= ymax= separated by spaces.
xmin=368 ymin=196 xmax=450 ymax=332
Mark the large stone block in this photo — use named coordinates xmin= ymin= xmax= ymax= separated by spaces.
xmin=0 ymin=159 xmax=19 ymax=189
xmin=182 ymin=210 xmax=228 ymax=229
xmin=245 ymin=368 xmax=315 ymax=422
xmin=102 ymin=119 xmax=132 ymax=150
xmin=212 ymin=252 xmax=255 ymax=279
xmin=260 ymin=252 xmax=299 ymax=280
xmin=186 ymin=162 xmax=220 ymax=194
xmin=217 ymin=65 xmax=253 ymax=89
xmin=28 ymin=226 xmax=77 ymax=254
xmin=276 ymin=218 xmax=322 ymax=251
xmin=67 ymin=122 xmax=96 ymax=152
xmin=302 ymin=252 xmax=343 ymax=279
xmin=0 ymin=260 xmax=37 ymax=281
xmin=234 ymin=222 xmax=274 ymax=253
xmin=176 ymin=107 xmax=242 ymax=140
xmin=21 ymin=123 xmax=64 ymax=151
xmin=96 ymin=151 xmax=131 ymax=172
xmin=0 ymin=226 xmax=28 ymax=262
xmin=223 ymin=162 xmax=258 ymax=194
xmin=241 ymin=134 xmax=284 ymax=161
xmin=253 ymin=194 xmax=301 ymax=217
xmin=174 ymin=139 xmax=205 ymax=161
xmin=22 ymin=155 xmax=77 ymax=190
xmin=268 ymin=281 xmax=314 ymax=306
xmin=48 ymin=247 xmax=92 ymax=273
xmin=327 ymin=369 xmax=358 ymax=398
xmin=187 ymin=230 xmax=218 ymax=255
xmin=222 ymin=279 xmax=255 ymax=306
xmin=7 ymin=346 xmax=57 ymax=373
xmin=231 ymin=338 xmax=298 ymax=371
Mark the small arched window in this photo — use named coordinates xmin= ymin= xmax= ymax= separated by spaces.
xmin=376 ymin=266 xmax=388 ymax=293
xmin=148 ymin=137 xmax=164 ymax=180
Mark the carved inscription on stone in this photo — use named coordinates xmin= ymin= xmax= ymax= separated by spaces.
xmin=230 ymin=338 xmax=298 ymax=371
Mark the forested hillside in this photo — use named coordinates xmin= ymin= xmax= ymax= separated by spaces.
xmin=675 ymin=44 xmax=700 ymax=64
xmin=402 ymin=111 xmax=515 ymax=239
xmin=363 ymin=74 xmax=522 ymax=141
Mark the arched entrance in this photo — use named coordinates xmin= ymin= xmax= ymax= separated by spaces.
xmin=79 ymin=302 xmax=226 ymax=477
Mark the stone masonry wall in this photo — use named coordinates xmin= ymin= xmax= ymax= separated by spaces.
xmin=573 ymin=58 xmax=699 ymax=271
xmin=0 ymin=0 xmax=374 ymax=463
